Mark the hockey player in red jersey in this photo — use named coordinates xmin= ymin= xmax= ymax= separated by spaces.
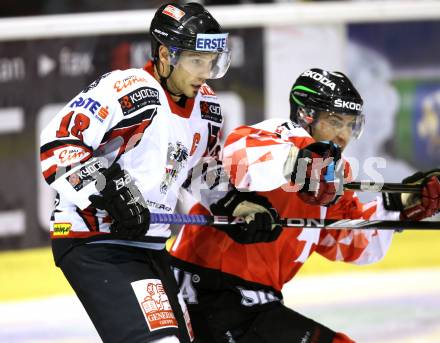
xmin=39 ymin=3 xmax=238 ymax=342
xmin=170 ymin=68 xmax=440 ymax=342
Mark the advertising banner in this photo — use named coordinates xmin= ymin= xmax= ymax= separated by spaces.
xmin=1 ymin=20 xmax=439 ymax=250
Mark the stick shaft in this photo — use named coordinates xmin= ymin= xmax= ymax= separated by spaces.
xmin=344 ymin=182 xmax=420 ymax=194
xmin=150 ymin=213 xmax=439 ymax=230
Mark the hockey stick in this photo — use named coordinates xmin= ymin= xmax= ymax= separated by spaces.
xmin=150 ymin=213 xmax=440 ymax=230
xmin=344 ymin=181 xmax=420 ymax=194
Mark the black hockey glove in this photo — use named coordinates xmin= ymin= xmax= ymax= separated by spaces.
xmin=382 ymin=169 xmax=440 ymax=221
xmin=210 ymin=188 xmax=282 ymax=244
xmin=89 ymin=163 xmax=150 ymax=240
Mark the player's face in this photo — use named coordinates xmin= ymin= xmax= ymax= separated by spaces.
xmin=312 ymin=112 xmax=359 ymax=150
xmin=168 ymin=51 xmax=218 ymax=98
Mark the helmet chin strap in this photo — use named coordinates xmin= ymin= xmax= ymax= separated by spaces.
xmin=157 ymin=63 xmax=183 ymax=97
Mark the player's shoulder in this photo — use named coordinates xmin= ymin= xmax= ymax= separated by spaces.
xmin=198 ymin=83 xmax=219 ymax=102
xmin=81 ymin=68 xmax=161 ymax=95
xmin=109 ymin=68 xmax=161 ymax=94
xmin=251 ymin=118 xmax=310 ymax=137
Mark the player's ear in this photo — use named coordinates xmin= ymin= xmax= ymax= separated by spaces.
xmin=157 ymin=45 xmax=171 ymax=76
xmin=158 ymin=46 xmax=170 ymax=65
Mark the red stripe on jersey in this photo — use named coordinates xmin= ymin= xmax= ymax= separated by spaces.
xmin=51 ymin=231 xmax=107 ymax=239
xmin=246 ymin=137 xmax=284 ymax=147
xmin=102 ymin=215 xmax=112 ymax=224
xmin=101 ymin=111 xmax=157 ymax=160
xmin=165 ymin=91 xmax=195 ymax=119
xmin=42 ymin=165 xmax=58 ymax=184
xmin=227 ymin=147 xmax=249 ymax=186
xmin=76 ymin=207 xmax=100 ymax=232
xmin=43 ymin=164 xmax=57 ymax=179
xmin=40 ymin=140 xmax=92 ymax=162
xmin=225 ymin=126 xmax=258 ymax=146
xmin=251 ymin=151 xmax=273 ymax=164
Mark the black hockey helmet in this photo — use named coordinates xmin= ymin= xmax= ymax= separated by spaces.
xmin=149 ymin=2 xmax=231 ymax=79
xmin=289 ymin=68 xmax=365 ymax=139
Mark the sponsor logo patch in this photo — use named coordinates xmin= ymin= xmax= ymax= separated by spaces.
xmin=54 ymin=146 xmax=90 ymax=166
xmin=118 ymin=87 xmax=160 ymax=116
xmin=66 ymin=159 xmax=105 ymax=191
xmin=200 ymin=101 xmax=222 ymax=123
xmin=199 ymin=84 xmax=216 ymax=97
xmin=153 ymin=28 xmax=168 ymax=38
xmin=301 ymin=70 xmax=336 ymax=90
xmin=334 ymin=98 xmax=363 ymax=111
xmin=114 ymin=75 xmax=148 ymax=93
xmin=131 ymin=279 xmax=178 ymax=332
xmin=69 ymin=96 xmax=109 ymax=122
xmin=53 ymin=222 xmax=71 ymax=236
xmin=145 ymin=200 xmax=172 ymax=213
xmin=195 ymin=33 xmax=228 ymax=52
xmin=162 ymin=5 xmax=185 ymax=21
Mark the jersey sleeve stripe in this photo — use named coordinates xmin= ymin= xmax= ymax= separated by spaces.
xmin=101 ymin=108 xmax=157 ymax=142
xmin=101 ymin=108 xmax=158 ymax=162
xmin=40 ymin=140 xmax=93 ymax=185
xmin=40 ymin=139 xmax=93 ymax=160
xmin=42 ymin=164 xmax=58 ymax=184
xmin=76 ymin=207 xmax=100 ymax=232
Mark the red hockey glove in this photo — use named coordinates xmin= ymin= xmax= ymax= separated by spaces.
xmin=210 ymin=188 xmax=282 ymax=244
xmin=382 ymin=169 xmax=440 ymax=220
xmin=291 ymin=141 xmax=343 ymax=206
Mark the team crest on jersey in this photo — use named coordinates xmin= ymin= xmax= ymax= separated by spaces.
xmin=160 ymin=141 xmax=189 ymax=194
xmin=131 ymin=279 xmax=178 ymax=332
xmin=200 ymin=101 xmax=222 ymax=123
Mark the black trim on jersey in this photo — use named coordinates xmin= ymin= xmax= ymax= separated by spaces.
xmin=76 ymin=207 xmax=99 ymax=232
xmin=44 ymin=163 xmax=75 ymax=185
xmin=102 ymin=108 xmax=157 ymax=142
xmin=40 ymin=139 xmax=93 ymax=155
xmin=45 ymin=172 xmax=56 ymax=185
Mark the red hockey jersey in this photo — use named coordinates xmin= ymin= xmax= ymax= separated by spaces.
xmin=171 ymin=119 xmax=398 ymax=292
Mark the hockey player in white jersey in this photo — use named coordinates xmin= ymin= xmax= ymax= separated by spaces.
xmin=40 ymin=3 xmax=233 ymax=342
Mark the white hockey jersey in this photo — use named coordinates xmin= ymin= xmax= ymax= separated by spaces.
xmin=40 ymin=61 xmax=222 ymax=262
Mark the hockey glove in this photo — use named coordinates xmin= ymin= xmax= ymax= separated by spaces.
xmin=291 ymin=141 xmax=343 ymax=206
xmin=210 ymin=188 xmax=282 ymax=244
xmin=383 ymin=169 xmax=440 ymax=221
xmin=89 ymin=163 xmax=150 ymax=240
